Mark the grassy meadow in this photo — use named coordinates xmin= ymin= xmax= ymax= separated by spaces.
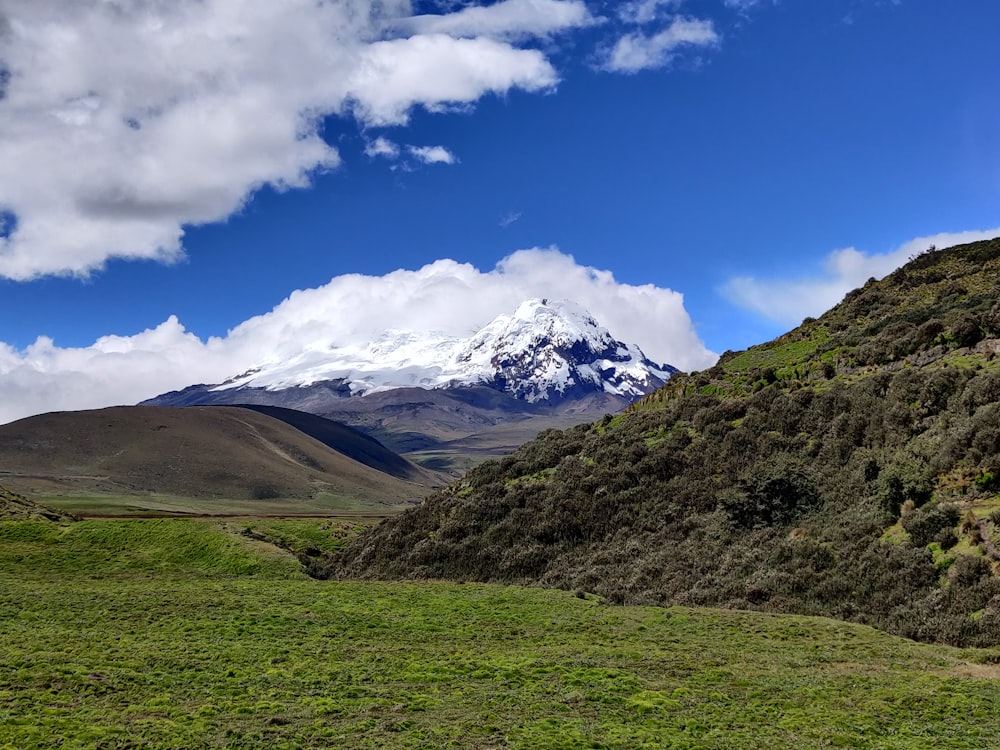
xmin=2 ymin=517 xmax=999 ymax=749
xmin=33 ymin=491 xmax=413 ymax=518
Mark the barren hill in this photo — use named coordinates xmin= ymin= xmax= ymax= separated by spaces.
xmin=0 ymin=406 xmax=440 ymax=510
xmin=221 ymin=403 xmax=426 ymax=481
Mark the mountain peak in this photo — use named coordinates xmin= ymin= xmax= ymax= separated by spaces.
xmin=208 ymin=299 xmax=677 ymax=403
xmin=506 ymin=298 xmax=605 ymax=341
xmin=458 ymin=298 xmax=674 ymax=402
xmin=468 ymin=298 xmax=611 ymax=355
xmin=512 ymin=297 xmax=590 ymax=320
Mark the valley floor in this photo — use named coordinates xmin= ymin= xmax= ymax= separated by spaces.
xmin=1 ymin=518 xmax=999 ymax=749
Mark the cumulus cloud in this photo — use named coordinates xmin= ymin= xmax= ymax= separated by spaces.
xmin=408 ymin=145 xmax=458 ymax=164
xmin=344 ymin=33 xmax=557 ymax=125
xmin=365 ymin=139 xmax=457 ymax=166
xmin=403 ymin=0 xmax=593 ymax=39
xmin=603 ymin=16 xmax=719 ymax=73
xmin=0 ymin=317 xmax=229 ymax=425
xmin=0 ymin=0 xmax=567 ymax=280
xmin=720 ymin=228 xmax=1000 ymax=326
xmin=0 ymin=248 xmax=717 ymax=424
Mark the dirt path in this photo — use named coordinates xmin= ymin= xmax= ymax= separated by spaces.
xmin=975 ymin=517 xmax=1000 ymax=560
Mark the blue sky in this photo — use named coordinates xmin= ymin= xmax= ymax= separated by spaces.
xmin=0 ymin=0 xmax=998 ymax=422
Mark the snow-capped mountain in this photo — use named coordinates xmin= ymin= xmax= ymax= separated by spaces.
xmin=215 ymin=299 xmax=677 ymax=403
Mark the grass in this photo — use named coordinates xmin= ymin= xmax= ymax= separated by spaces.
xmin=721 ymin=336 xmax=824 ymax=375
xmin=237 ymin=518 xmax=378 ymax=556
xmin=2 ymin=519 xmax=1000 ymax=749
xmin=33 ymin=492 xmax=410 ymax=517
xmin=0 ymin=519 xmax=304 ymax=579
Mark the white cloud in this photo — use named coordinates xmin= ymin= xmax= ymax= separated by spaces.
xmin=619 ymin=0 xmax=683 ymax=25
xmin=0 ymin=248 xmax=717 ymax=424
xmin=720 ymin=228 xmax=1000 ymax=325
xmin=603 ymin=16 xmax=719 ymax=73
xmin=0 ymin=317 xmax=229 ymax=425
xmin=499 ymin=210 xmax=523 ymax=228
xmin=723 ymin=0 xmax=781 ymax=13
xmin=365 ymin=137 xmax=401 ymax=159
xmin=365 ymin=139 xmax=457 ymax=165
xmin=404 ymin=0 xmax=593 ymax=39
xmin=408 ymin=145 xmax=458 ymax=164
xmin=0 ymin=0 xmax=565 ymax=280
xmin=345 ymin=33 xmax=557 ymax=125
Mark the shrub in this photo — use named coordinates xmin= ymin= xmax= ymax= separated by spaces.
xmin=721 ymin=462 xmax=820 ymax=529
xmin=933 ymin=527 xmax=958 ymax=551
xmin=902 ymin=503 xmax=960 ymax=548
xmin=947 ymin=313 xmax=983 ymax=348
xmin=974 ymin=470 xmax=997 ymax=490
xmin=251 ymin=484 xmax=281 ymax=500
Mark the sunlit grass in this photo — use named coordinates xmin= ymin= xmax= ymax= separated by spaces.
xmin=2 ymin=518 xmax=999 ymax=749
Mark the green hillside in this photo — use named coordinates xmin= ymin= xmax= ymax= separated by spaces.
xmin=330 ymin=238 xmax=1000 ymax=646
xmin=642 ymin=236 xmax=1000 ymax=404
xmin=2 ymin=517 xmax=998 ymax=748
xmin=0 ymin=484 xmax=76 ymax=522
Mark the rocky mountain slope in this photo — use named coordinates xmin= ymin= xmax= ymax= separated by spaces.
xmin=327 ymin=237 xmax=1000 ymax=646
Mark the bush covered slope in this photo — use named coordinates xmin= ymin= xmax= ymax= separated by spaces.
xmin=329 ymin=238 xmax=1000 ymax=646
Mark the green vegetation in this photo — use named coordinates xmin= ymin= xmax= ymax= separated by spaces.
xmin=0 ymin=485 xmax=76 ymax=523
xmin=0 ymin=518 xmax=303 ymax=579
xmin=8 ymin=239 xmax=1000 ymax=745
xmin=332 ymin=239 xmax=1000 ymax=647
xmin=32 ymin=491 xmax=409 ymax=518
xmin=238 ymin=518 xmax=377 ymax=556
xmin=627 ymin=239 xmax=1000 ymax=411
xmin=3 ymin=517 xmax=1000 ymax=748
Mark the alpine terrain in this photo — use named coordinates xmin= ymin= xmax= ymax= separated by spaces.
xmin=145 ymin=299 xmax=679 ymax=470
xmin=328 ymin=237 xmax=1000 ymax=647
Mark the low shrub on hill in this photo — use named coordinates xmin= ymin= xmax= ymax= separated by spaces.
xmin=329 ymin=356 xmax=1000 ymax=645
